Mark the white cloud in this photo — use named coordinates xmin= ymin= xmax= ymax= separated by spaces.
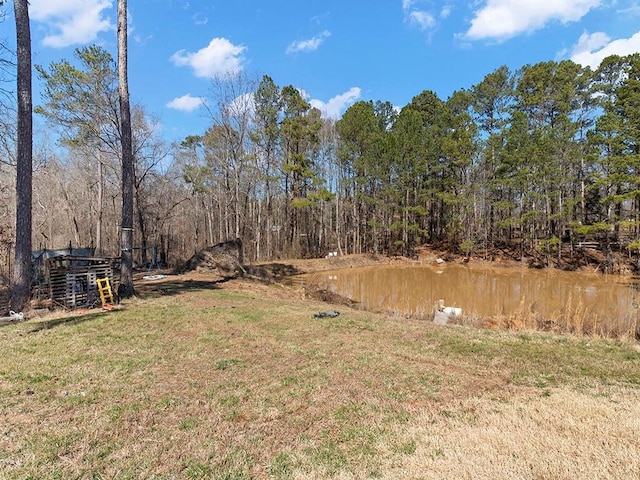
xmin=166 ymin=94 xmax=205 ymax=112
xmin=171 ymin=38 xmax=246 ymax=78
xmin=309 ymin=87 xmax=362 ymax=119
xmin=402 ymin=0 xmax=413 ymax=9
xmin=192 ymin=13 xmax=209 ymax=26
xmin=286 ymin=31 xmax=331 ymax=54
xmin=402 ymin=0 xmax=439 ymax=31
xmin=402 ymin=0 xmax=438 ymax=31
xmin=223 ymin=93 xmax=256 ymax=120
xmin=617 ymin=2 xmax=640 ymax=16
xmin=569 ymin=31 xmax=640 ymax=69
xmin=409 ymin=11 xmax=436 ymax=30
xmin=30 ymin=0 xmax=114 ymax=48
xmin=464 ymin=0 xmax=602 ymax=42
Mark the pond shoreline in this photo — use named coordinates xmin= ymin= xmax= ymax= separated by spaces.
xmin=257 ymin=242 xmax=639 ymax=279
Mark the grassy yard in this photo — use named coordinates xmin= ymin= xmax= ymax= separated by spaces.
xmin=1 ymin=275 xmax=639 ymax=479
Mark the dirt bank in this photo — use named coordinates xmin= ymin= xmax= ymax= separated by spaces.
xmin=242 ymin=241 xmax=639 ymax=281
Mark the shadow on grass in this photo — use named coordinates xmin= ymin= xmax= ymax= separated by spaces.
xmin=1 ymin=278 xmax=225 ymax=332
xmin=137 ymin=278 xmax=223 ymax=299
xmin=243 ymin=263 xmax=301 ymax=281
xmin=27 ymin=311 xmax=107 ymax=333
xmin=137 ymin=264 xmax=302 ymax=297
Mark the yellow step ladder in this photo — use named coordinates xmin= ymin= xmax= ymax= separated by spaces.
xmin=96 ymin=277 xmax=115 ymax=309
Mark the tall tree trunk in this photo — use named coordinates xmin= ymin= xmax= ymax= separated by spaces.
xmin=96 ymin=158 xmax=104 ymax=255
xmin=135 ymin=189 xmax=148 ymax=266
xmin=11 ymin=0 xmax=33 ymax=312
xmin=235 ymin=170 xmax=241 ymax=239
xmin=118 ymin=0 xmax=135 ymax=297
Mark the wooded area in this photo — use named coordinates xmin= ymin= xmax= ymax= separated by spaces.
xmin=1 ymin=44 xmax=640 ymax=277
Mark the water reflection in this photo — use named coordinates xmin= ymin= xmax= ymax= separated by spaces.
xmin=299 ymin=264 xmax=639 ymax=322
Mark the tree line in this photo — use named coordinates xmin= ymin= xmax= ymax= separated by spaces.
xmin=2 ymin=44 xmax=640 ymax=282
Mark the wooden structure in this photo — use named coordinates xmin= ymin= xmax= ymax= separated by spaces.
xmin=44 ymin=255 xmax=117 ymax=309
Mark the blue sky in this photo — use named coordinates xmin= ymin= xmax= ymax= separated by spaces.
xmin=5 ymin=0 xmax=640 ymax=144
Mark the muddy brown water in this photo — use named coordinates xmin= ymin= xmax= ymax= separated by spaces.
xmin=295 ymin=263 xmax=640 ymax=322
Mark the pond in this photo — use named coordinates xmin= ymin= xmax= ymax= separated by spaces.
xmin=296 ymin=263 xmax=640 ymax=333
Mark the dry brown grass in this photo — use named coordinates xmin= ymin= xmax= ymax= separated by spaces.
xmin=1 ymin=272 xmax=639 ymax=479
xmin=476 ymin=295 xmax=639 ymax=341
xmin=294 ymin=385 xmax=640 ymax=480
